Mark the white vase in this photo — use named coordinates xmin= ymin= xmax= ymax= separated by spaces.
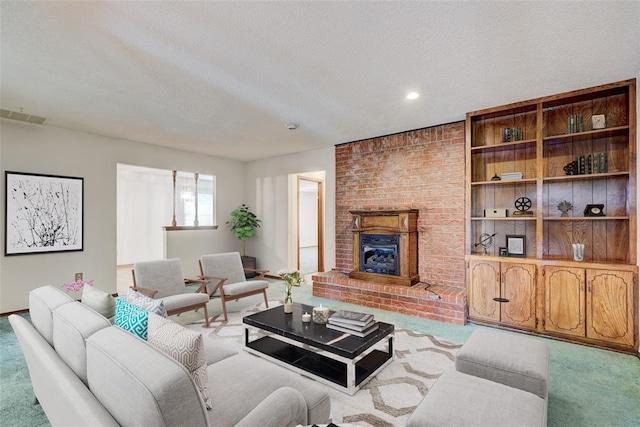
xmin=283 ymin=301 xmax=293 ymax=313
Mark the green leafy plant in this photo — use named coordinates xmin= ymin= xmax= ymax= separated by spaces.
xmin=226 ymin=204 xmax=261 ymax=256
xmin=278 ymin=269 xmax=304 ymax=304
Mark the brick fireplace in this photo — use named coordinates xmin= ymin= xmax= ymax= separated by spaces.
xmin=312 ymin=122 xmax=468 ymax=325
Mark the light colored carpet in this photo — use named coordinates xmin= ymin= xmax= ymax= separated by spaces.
xmin=186 ymin=301 xmax=462 ymax=427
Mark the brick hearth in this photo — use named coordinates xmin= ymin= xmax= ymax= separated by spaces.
xmin=313 ymin=270 xmax=467 ymax=325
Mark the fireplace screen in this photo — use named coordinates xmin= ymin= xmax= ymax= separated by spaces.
xmin=360 ymin=234 xmax=399 ymax=276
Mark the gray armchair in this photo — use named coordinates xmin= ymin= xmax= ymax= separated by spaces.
xmin=131 ymin=258 xmax=211 ymax=327
xmin=198 ymin=252 xmax=269 ymax=321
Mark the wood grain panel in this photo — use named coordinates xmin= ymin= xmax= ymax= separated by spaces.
xmin=587 ymin=269 xmax=634 ymax=346
xmin=606 ymin=93 xmax=628 ymax=128
xmin=544 ymin=266 xmax=585 ymax=337
xmin=607 ymin=220 xmax=629 ymax=262
xmin=501 ymin=263 xmax=537 ymax=329
xmin=468 ymin=260 xmax=500 ymax=321
xmin=544 ymin=104 xmax=573 ymax=136
xmin=544 ymin=140 xmax=573 ymax=177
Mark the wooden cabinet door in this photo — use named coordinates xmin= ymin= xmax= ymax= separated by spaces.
xmin=468 ymin=259 xmax=500 ymax=322
xmin=501 ymin=263 xmax=537 ymax=330
xmin=587 ymin=270 xmax=636 ymax=347
xmin=544 ymin=266 xmax=585 ymax=337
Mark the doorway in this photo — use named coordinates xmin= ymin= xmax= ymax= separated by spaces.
xmin=297 ymin=177 xmax=324 ymax=274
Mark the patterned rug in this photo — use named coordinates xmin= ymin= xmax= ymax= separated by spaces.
xmin=186 ymin=302 xmax=462 ymax=427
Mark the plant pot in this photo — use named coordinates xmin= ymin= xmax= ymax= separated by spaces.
xmin=283 ymin=302 xmax=294 ymax=313
xmin=241 ymin=255 xmax=257 ymax=279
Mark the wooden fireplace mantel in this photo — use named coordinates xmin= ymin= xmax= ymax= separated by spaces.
xmin=349 ymin=209 xmax=419 ymax=286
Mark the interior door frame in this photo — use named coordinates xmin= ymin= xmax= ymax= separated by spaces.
xmin=297 ymin=176 xmax=324 ymax=273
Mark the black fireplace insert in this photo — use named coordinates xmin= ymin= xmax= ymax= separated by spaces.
xmin=359 ymin=234 xmax=399 ymax=276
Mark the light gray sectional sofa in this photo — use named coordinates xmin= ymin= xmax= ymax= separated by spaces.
xmin=9 ymin=285 xmax=331 ymax=427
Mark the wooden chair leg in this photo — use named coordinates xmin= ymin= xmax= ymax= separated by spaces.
xmin=202 ymin=303 xmax=210 ymax=328
xmin=263 ymin=290 xmax=269 ymax=308
xmin=221 ymin=296 xmax=229 ymax=321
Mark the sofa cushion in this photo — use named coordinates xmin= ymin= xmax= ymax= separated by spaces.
xmin=81 ymin=285 xmax=116 ymax=319
xmin=127 ymin=288 xmax=167 ymax=317
xmin=29 ymin=285 xmax=74 ymax=346
xmin=53 ymin=302 xmax=111 ymax=385
xmin=86 ymin=326 xmax=208 ymax=427
xmin=147 ymin=313 xmax=211 ymax=409
xmin=114 ymin=298 xmax=149 ymax=340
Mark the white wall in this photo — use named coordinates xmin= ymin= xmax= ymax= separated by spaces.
xmin=246 ymin=147 xmax=335 ymax=274
xmin=0 ymin=120 xmax=245 ymax=312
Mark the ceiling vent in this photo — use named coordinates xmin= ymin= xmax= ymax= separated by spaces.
xmin=1 ymin=108 xmax=48 ymax=125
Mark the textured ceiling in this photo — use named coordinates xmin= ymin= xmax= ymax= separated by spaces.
xmin=1 ymin=1 xmax=639 ymax=162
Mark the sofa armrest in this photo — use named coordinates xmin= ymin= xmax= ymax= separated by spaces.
xmin=9 ymin=314 xmax=118 ymax=426
xmin=235 ymin=387 xmax=307 ymax=427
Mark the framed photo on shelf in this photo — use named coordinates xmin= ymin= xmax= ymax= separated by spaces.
xmin=506 ymin=235 xmax=526 ymax=258
xmin=5 ymin=171 xmax=84 ymax=256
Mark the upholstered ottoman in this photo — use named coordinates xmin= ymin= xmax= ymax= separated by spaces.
xmin=455 ymin=329 xmax=549 ymax=399
xmin=406 ymin=370 xmax=546 ymax=427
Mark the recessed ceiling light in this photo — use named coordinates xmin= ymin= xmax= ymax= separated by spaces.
xmin=407 ymin=92 xmax=420 ymax=100
xmin=285 ymin=123 xmax=299 ymax=130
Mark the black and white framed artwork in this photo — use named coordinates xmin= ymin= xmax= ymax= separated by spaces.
xmin=5 ymin=171 xmax=84 ymax=255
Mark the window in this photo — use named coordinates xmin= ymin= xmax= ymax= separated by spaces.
xmin=174 ymin=171 xmax=216 ymax=227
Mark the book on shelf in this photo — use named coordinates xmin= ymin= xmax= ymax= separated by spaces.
xmin=326 ymin=322 xmax=379 ymax=338
xmin=329 ymin=310 xmax=375 ymax=327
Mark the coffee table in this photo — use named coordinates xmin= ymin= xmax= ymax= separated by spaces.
xmin=243 ymin=302 xmax=394 ymax=395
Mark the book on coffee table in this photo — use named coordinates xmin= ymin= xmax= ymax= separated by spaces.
xmin=326 ymin=321 xmax=379 ymax=337
xmin=328 ymin=317 xmax=375 ymax=331
xmin=329 ymin=310 xmax=374 ymax=327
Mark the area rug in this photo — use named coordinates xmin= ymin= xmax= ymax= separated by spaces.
xmin=186 ymin=302 xmax=462 ymax=427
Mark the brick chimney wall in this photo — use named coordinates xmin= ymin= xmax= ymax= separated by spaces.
xmin=335 ymin=122 xmax=466 ymax=289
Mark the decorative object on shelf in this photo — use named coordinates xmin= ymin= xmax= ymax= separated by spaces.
xmin=312 ymin=305 xmax=330 ymax=324
xmin=567 ymin=114 xmax=584 ymax=133
xmin=592 ymin=114 xmax=606 ymax=129
xmin=499 ymin=247 xmax=508 ymax=256
xmin=563 ymin=161 xmax=577 ymax=175
xmin=506 ymin=235 xmax=526 ymax=257
xmin=557 ymin=201 xmax=573 ymax=217
xmin=490 ymin=173 xmax=501 ymax=181
xmin=484 ymin=209 xmax=508 ymax=218
xmin=584 ymin=204 xmax=605 ymax=217
xmin=502 ymin=127 xmax=523 ymax=142
xmin=301 ymin=312 xmax=311 ymax=323
xmin=572 ymin=243 xmax=585 ymax=262
xmin=278 ymin=269 xmax=303 ymax=313
xmin=62 ymin=278 xmax=94 ymax=300
xmin=5 ymin=171 xmax=84 ymax=256
xmin=513 ymin=197 xmax=534 ymax=216
xmin=474 ymin=233 xmax=496 ymax=255
xmin=500 ymin=172 xmax=523 ymax=181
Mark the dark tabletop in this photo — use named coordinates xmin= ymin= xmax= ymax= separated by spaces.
xmin=243 ymin=302 xmax=394 ymax=359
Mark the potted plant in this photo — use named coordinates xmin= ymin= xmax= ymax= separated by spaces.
xmin=226 ymin=204 xmax=261 ymax=276
xmin=278 ymin=269 xmax=304 ymax=313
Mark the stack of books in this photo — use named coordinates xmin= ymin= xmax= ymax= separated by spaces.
xmin=326 ymin=310 xmax=379 ymax=337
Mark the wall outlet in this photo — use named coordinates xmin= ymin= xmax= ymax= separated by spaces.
xmin=75 ymin=272 xmax=83 ymax=281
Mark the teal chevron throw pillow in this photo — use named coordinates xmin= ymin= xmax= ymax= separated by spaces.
xmin=114 ymin=298 xmax=149 ymax=340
